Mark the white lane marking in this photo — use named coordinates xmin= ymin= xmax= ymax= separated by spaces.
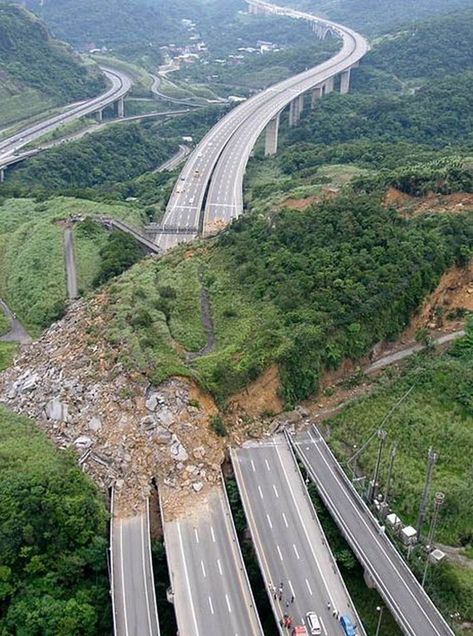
xmin=251 ymin=459 xmax=256 ymax=472
xmin=305 ymin=578 xmax=313 ymax=596
xmin=320 ymin=617 xmax=328 ymax=636
xmin=258 ymin=485 xmax=264 ymax=499
xmin=266 ymin=513 xmax=273 ymax=529
xmin=272 ymin=484 xmax=279 ymax=498
xmin=208 ymin=596 xmax=215 ymax=615
xmin=225 ymin=594 xmax=232 ymax=613
xmin=277 ymin=545 xmax=283 ymax=561
xmin=265 ymin=459 xmax=271 ymax=471
xmin=119 ymin=521 xmax=130 ymax=636
xmin=177 ymin=524 xmax=200 ymax=635
xmin=140 ymin=515 xmax=153 ymax=632
xmin=210 ymin=526 xmax=216 ymax=543
xmin=282 ymin=512 xmax=289 ymax=528
xmin=201 ymin=560 xmax=207 ymax=578
xmin=217 ymin=559 xmax=223 ymax=575
xmin=288 ymin=579 xmax=295 ymax=596
xmin=194 ymin=528 xmax=199 ymax=544
xmin=293 ymin=543 xmax=300 ymax=560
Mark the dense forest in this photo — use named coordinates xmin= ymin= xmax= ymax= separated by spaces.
xmin=0 ymin=407 xmax=111 ymax=635
xmin=0 ymin=4 xmax=104 ymax=107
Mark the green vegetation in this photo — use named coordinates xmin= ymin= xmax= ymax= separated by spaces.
xmin=0 ymin=4 xmax=105 ymax=127
xmin=93 ymin=230 xmax=145 ymax=287
xmin=0 ymin=406 xmax=110 ymax=634
xmin=0 ymin=311 xmax=10 ymax=336
xmin=101 ymin=196 xmax=473 ymax=406
xmin=0 ymin=342 xmax=17 ymax=372
xmin=0 ymin=197 xmax=145 ymax=335
xmin=327 ymin=323 xmax=473 ymax=625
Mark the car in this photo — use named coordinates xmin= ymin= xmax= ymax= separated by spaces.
xmin=291 ymin=627 xmax=308 ymax=636
xmin=306 ymin=611 xmax=321 ymax=635
xmin=339 ymin=615 xmax=357 ymax=636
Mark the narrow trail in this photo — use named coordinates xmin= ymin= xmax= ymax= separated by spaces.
xmin=63 ymin=227 xmax=79 ymax=300
xmin=187 ymin=271 xmax=215 ymax=361
xmin=153 ymin=144 xmax=190 ymax=174
xmin=0 ymin=299 xmax=32 ymax=344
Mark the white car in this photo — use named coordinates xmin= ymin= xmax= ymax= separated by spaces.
xmin=306 ymin=612 xmax=321 ymax=635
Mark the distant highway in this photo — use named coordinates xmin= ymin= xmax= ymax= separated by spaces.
xmin=163 ymin=486 xmax=263 ymax=635
xmin=0 ymin=67 xmax=132 ymax=168
xmin=291 ymin=427 xmax=455 ymax=636
xmin=156 ymin=0 xmax=369 ymax=249
xmin=232 ymin=436 xmax=364 ymax=635
xmin=111 ymin=501 xmax=160 ymax=636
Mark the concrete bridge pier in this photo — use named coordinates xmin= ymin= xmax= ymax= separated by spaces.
xmin=116 ymin=97 xmax=125 ymax=118
xmin=324 ymin=76 xmax=334 ymax=94
xmin=289 ymin=98 xmax=298 ymax=127
xmin=0 ymin=168 xmax=5 ymax=183
xmin=96 ymin=109 xmax=104 ymax=122
xmin=264 ymin=112 xmax=280 ymax=156
xmin=340 ymin=68 xmax=351 ymax=94
xmin=311 ymin=86 xmax=322 ymax=109
xmin=363 ymin=569 xmax=377 ymax=589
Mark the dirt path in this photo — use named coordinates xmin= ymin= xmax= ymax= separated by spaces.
xmin=0 ymin=299 xmax=32 ymax=344
xmin=63 ymin=227 xmax=79 ymax=300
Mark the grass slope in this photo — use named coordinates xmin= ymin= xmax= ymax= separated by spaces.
xmin=0 ymin=197 xmax=145 ymax=335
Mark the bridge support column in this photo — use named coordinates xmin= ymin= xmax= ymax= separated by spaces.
xmin=0 ymin=168 xmax=4 ymax=183
xmin=311 ymin=86 xmax=322 ymax=108
xmin=117 ymin=97 xmax=125 ymax=118
xmin=265 ymin=113 xmax=280 ymax=156
xmin=96 ymin=109 xmax=103 ymax=122
xmin=298 ymin=94 xmax=304 ymax=116
xmin=340 ymin=68 xmax=351 ymax=94
xmin=289 ymin=98 xmax=298 ymax=127
xmin=325 ymin=76 xmax=334 ymax=94
xmin=364 ymin=569 xmax=377 ymax=589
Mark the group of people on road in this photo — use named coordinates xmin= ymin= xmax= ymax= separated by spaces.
xmin=269 ymin=582 xmax=296 ymax=630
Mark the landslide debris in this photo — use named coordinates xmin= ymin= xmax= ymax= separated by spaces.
xmin=0 ymin=296 xmax=224 ymax=516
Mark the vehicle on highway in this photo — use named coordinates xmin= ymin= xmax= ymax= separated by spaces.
xmin=194 ymin=169 xmax=200 ymax=177
xmin=306 ymin=612 xmax=322 ymax=635
xmin=339 ymin=614 xmax=357 ymax=636
xmin=188 ymin=196 xmax=195 ymax=204
xmin=291 ymin=626 xmax=308 ymax=635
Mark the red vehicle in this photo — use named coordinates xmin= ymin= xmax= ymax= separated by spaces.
xmin=292 ymin=627 xmax=308 ymax=636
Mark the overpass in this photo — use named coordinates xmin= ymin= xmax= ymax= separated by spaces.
xmin=155 ymin=0 xmax=369 ymax=250
xmin=110 ymin=495 xmax=160 ymax=636
xmin=232 ymin=436 xmax=364 ymax=635
xmin=290 ymin=427 xmax=455 ymax=636
xmin=0 ymin=66 xmax=132 ymax=181
xmin=161 ymin=483 xmax=264 ymax=635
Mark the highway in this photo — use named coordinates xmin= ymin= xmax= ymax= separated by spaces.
xmin=0 ymin=66 xmax=131 ymax=167
xmin=156 ymin=0 xmax=369 ymax=250
xmin=291 ymin=427 xmax=455 ymax=636
xmin=162 ymin=485 xmax=263 ymax=636
xmin=232 ymin=436 xmax=364 ymax=635
xmin=111 ymin=500 xmax=160 ymax=636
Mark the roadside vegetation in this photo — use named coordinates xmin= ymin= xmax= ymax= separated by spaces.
xmin=0 ymin=4 xmax=104 ymax=127
xmin=0 ymin=406 xmax=111 ymax=635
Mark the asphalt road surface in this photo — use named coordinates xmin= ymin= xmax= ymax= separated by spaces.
xmin=111 ymin=512 xmax=160 ymax=636
xmin=291 ymin=427 xmax=455 ymax=636
xmin=163 ymin=486 xmax=263 ymax=636
xmin=232 ymin=436 xmax=363 ymax=635
xmin=0 ymin=299 xmax=32 ymax=344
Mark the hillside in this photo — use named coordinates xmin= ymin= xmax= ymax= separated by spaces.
xmin=0 ymin=3 xmax=105 ymax=127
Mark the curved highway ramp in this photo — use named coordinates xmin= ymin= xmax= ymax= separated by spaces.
xmin=111 ymin=499 xmax=160 ymax=636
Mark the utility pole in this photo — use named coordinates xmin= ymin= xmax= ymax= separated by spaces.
xmin=379 ymin=443 xmax=397 ymax=518
xmin=375 ymin=606 xmax=384 ymax=636
xmin=416 ymin=448 xmax=438 ymax=541
xmin=367 ymin=429 xmax=387 ymax=504
xmin=422 ymin=492 xmax=445 ymax=588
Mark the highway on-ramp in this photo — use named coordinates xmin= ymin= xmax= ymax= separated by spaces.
xmin=232 ymin=435 xmax=364 ymax=635
xmin=162 ymin=486 xmax=263 ymax=636
xmin=291 ymin=427 xmax=455 ymax=636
